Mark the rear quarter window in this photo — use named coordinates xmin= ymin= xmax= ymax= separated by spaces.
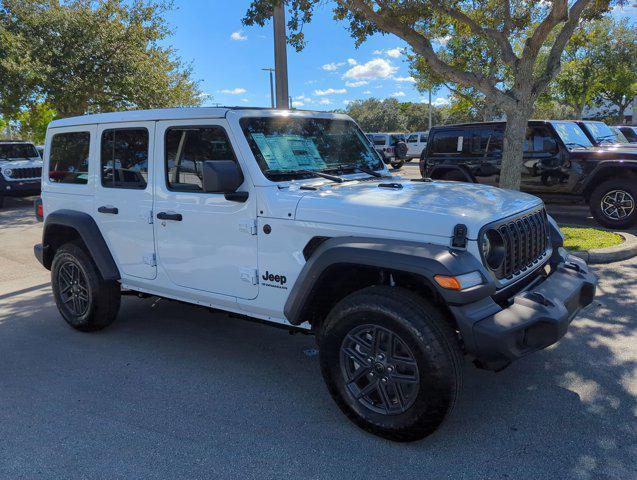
xmin=49 ymin=132 xmax=91 ymax=184
xmin=431 ymin=130 xmax=465 ymax=154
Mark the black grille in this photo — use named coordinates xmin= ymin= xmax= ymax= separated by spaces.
xmin=489 ymin=209 xmax=550 ymax=280
xmin=7 ymin=167 xmax=42 ymax=179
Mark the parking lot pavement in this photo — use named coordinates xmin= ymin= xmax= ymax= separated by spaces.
xmin=1 ymin=197 xmax=636 ymax=480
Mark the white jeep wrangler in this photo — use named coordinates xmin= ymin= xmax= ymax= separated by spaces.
xmin=35 ymin=108 xmax=596 ymax=441
xmin=0 ymin=140 xmax=43 ymax=208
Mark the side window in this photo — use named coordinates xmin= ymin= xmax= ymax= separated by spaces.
xmin=471 ymin=129 xmax=503 ymax=154
xmin=49 ymin=132 xmax=90 ymax=184
xmin=524 ymin=127 xmax=558 ymax=154
xmin=432 ymin=130 xmax=464 ymax=154
xmin=407 ymin=134 xmax=418 ymax=143
xmin=373 ymin=135 xmax=386 ymax=146
xmin=101 ymin=128 xmax=149 ymax=189
xmin=420 ymin=134 xmax=428 ymax=143
xmin=165 ymin=126 xmax=238 ymax=192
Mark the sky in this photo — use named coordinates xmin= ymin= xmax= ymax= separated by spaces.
xmin=161 ymin=1 xmax=637 ymax=111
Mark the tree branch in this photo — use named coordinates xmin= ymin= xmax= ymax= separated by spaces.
xmin=532 ymin=0 xmax=592 ymax=95
xmin=428 ymin=0 xmax=518 ymax=68
xmin=337 ymin=0 xmax=516 ymax=110
xmin=521 ymin=0 xmax=569 ymax=64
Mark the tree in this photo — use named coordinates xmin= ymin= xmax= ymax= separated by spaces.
xmin=344 ymin=98 xmax=407 ymax=132
xmin=16 ymin=101 xmax=56 ymax=144
xmin=0 ymin=0 xmax=202 ymax=118
xmin=244 ymin=0 xmax=616 ymax=189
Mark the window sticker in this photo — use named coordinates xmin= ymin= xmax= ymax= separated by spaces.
xmin=457 ymin=136 xmax=464 ymax=152
xmin=252 ymin=133 xmax=328 ymax=171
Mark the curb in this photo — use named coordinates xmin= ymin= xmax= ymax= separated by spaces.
xmin=570 ymin=232 xmax=637 ymax=264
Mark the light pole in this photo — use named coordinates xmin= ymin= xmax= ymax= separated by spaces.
xmin=428 ymin=88 xmax=432 ymax=131
xmin=273 ymin=2 xmax=289 ymax=109
xmin=262 ymin=68 xmax=275 ymax=108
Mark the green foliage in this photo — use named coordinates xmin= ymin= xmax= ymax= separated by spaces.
xmin=16 ymin=101 xmax=56 ymax=144
xmin=0 ymin=0 xmax=202 ymax=118
xmin=343 ymin=98 xmax=442 ymax=132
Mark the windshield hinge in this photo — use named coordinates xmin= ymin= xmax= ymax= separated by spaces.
xmin=240 ymin=268 xmax=259 ymax=285
xmin=239 ymin=219 xmax=258 ymax=235
xmin=143 ymin=253 xmax=157 ymax=267
xmin=451 ymin=224 xmax=468 ymax=249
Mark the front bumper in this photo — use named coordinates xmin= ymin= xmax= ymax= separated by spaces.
xmin=451 ymin=253 xmax=597 ymax=370
xmin=0 ymin=178 xmax=41 ymax=197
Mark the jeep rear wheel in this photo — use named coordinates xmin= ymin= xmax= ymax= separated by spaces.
xmin=590 ymin=179 xmax=637 ymax=229
xmin=51 ymin=242 xmax=121 ymax=332
xmin=319 ymin=286 xmax=463 ymax=442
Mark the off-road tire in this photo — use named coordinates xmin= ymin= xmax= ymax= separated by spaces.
xmin=51 ymin=242 xmax=120 ymax=332
xmin=319 ymin=286 xmax=463 ymax=442
xmin=589 ymin=178 xmax=637 ymax=229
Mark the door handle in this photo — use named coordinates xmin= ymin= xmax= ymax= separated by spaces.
xmin=157 ymin=211 xmax=182 ymax=222
xmin=98 ymin=206 xmax=119 ymax=215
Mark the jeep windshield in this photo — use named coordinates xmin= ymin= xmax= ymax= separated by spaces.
xmin=0 ymin=143 xmax=39 ymax=160
xmin=551 ymin=121 xmax=593 ymax=150
xmin=240 ymin=116 xmax=383 ymax=181
xmin=582 ymin=121 xmax=621 ymax=145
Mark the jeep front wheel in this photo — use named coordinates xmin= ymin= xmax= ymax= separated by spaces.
xmin=51 ymin=242 xmax=121 ymax=332
xmin=319 ymin=286 xmax=462 ymax=442
xmin=590 ymin=178 xmax=637 ymax=229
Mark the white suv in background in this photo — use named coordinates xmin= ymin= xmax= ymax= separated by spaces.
xmin=0 ymin=140 xmax=43 ymax=208
xmin=405 ymin=131 xmax=429 ymax=160
xmin=366 ymin=132 xmax=408 ymax=169
xmin=35 ymin=107 xmax=596 ymax=442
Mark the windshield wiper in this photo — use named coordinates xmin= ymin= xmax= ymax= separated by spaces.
xmin=354 ymin=165 xmax=384 ymax=178
xmin=298 ymin=169 xmax=345 ymax=183
xmin=564 ymin=142 xmax=589 ymax=149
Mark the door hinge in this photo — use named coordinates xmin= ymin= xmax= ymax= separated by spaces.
xmin=240 ymin=268 xmax=258 ymax=285
xmin=239 ymin=219 xmax=258 ymax=235
xmin=143 ymin=253 xmax=157 ymax=267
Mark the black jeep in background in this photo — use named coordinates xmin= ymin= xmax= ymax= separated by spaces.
xmin=576 ymin=120 xmax=637 ymax=149
xmin=419 ymin=120 xmax=637 ymax=229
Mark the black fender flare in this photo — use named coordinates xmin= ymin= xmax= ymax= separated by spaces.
xmin=579 ymin=160 xmax=637 ymax=197
xmin=428 ymin=164 xmax=476 ymax=182
xmin=40 ymin=209 xmax=120 ymax=281
xmin=284 ymin=236 xmax=495 ymax=326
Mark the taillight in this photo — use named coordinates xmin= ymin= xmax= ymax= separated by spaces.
xmin=35 ymin=198 xmax=43 ymax=222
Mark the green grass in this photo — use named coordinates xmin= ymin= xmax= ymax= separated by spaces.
xmin=561 ymin=227 xmax=624 ymax=252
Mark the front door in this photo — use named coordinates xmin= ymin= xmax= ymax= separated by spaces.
xmin=94 ymin=122 xmax=156 ymax=280
xmin=153 ymin=120 xmax=258 ymax=300
xmin=520 ymin=125 xmax=570 ymax=194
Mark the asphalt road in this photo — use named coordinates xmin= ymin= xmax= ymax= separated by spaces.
xmin=0 ymin=196 xmax=636 ymax=480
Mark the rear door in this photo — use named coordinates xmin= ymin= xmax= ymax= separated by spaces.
xmin=93 ymin=122 xmax=156 ymax=280
xmin=406 ymin=133 xmax=419 ymax=157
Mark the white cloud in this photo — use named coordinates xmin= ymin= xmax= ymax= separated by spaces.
xmin=386 ymin=47 xmax=402 ymax=58
xmin=373 ymin=49 xmax=383 ymax=55
xmin=343 ymin=58 xmax=398 ymax=80
xmin=241 ymin=98 xmax=249 ymax=103
xmin=315 ymin=88 xmax=347 ymax=96
xmin=345 ymin=80 xmax=368 ymax=88
xmin=231 ymin=31 xmax=247 ymax=41
xmin=292 ymin=100 xmax=305 ymax=108
xmin=347 ymin=58 xmax=358 ymax=65
xmin=319 ymin=98 xmax=332 ymax=105
xmin=391 ymin=91 xmax=406 ymax=97
xmin=431 ymin=96 xmax=451 ymax=107
xmin=394 ymin=76 xmax=416 ymax=83
xmin=322 ymin=62 xmax=340 ymax=71
xmin=343 ymin=99 xmax=352 ymax=105
xmin=434 ymin=35 xmax=451 ymax=47
xmin=220 ymin=88 xmax=247 ymax=95
xmin=363 ymin=90 xmax=372 ymax=95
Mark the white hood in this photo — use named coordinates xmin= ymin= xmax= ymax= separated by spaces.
xmin=294 ymin=179 xmax=543 ymax=240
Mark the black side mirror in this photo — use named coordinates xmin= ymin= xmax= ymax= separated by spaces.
xmin=202 ymin=160 xmax=244 ymax=193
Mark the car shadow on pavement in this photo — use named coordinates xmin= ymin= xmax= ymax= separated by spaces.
xmin=0 ymin=266 xmax=635 ymax=479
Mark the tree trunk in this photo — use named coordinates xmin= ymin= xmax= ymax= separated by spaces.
xmin=500 ymin=106 xmax=533 ymax=190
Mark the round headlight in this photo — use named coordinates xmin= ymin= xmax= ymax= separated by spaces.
xmin=4 ymin=168 xmax=13 ymax=177
xmin=483 ymin=229 xmax=505 ymax=270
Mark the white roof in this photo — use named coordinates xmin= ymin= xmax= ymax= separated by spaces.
xmin=48 ymin=107 xmax=350 ymax=128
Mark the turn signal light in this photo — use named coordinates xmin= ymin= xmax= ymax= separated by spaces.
xmin=434 ymin=275 xmax=462 ymax=290
xmin=434 ymin=271 xmax=484 ymax=291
